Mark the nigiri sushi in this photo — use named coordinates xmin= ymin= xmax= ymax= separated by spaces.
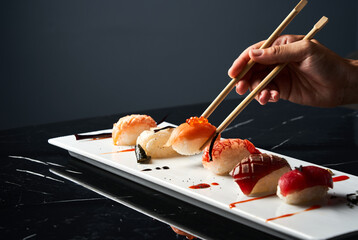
xmin=166 ymin=116 xmax=217 ymax=155
xmin=202 ymin=139 xmax=260 ymax=175
xmin=136 ymin=126 xmax=178 ymax=158
xmin=231 ymin=153 xmax=291 ymax=196
xmin=112 ymin=114 xmax=157 ymax=146
xmin=277 ymin=166 xmax=333 ymax=205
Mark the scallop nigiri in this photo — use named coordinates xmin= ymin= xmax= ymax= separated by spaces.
xmin=136 ymin=126 xmax=178 ymax=158
xmin=231 ymin=153 xmax=291 ymax=196
xmin=202 ymin=139 xmax=260 ymax=175
xmin=277 ymin=166 xmax=333 ymax=205
xmin=112 ymin=114 xmax=157 ymax=146
xmin=166 ymin=116 xmax=217 ymax=155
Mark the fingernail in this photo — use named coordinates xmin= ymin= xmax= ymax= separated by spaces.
xmin=228 ymin=66 xmax=232 ymax=74
xmin=251 ymin=49 xmax=263 ymax=57
xmin=269 ymin=93 xmax=275 ymax=101
xmin=269 ymin=91 xmax=279 ymax=102
xmin=258 ymin=93 xmax=264 ymax=104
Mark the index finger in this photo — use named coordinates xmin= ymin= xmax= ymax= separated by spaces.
xmin=228 ymin=40 xmax=265 ymax=79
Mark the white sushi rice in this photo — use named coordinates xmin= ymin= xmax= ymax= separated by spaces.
xmin=277 ymin=185 xmax=329 ymax=205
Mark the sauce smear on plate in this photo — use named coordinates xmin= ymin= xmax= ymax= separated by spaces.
xmin=266 ymin=205 xmax=321 ymax=222
xmin=229 ymin=194 xmax=275 ymax=208
xmin=332 ymin=175 xmax=349 ymax=182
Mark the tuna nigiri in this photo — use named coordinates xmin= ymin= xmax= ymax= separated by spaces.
xmin=231 ymin=153 xmax=291 ymax=196
xmin=277 ymin=165 xmax=333 ymax=205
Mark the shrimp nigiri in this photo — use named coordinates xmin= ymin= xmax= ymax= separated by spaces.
xmin=112 ymin=114 xmax=157 ymax=146
xmin=202 ymin=139 xmax=260 ymax=175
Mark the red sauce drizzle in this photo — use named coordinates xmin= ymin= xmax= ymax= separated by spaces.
xmin=189 ymin=183 xmax=211 ymax=189
xmin=229 ymin=194 xmax=275 ymax=208
xmin=332 ymin=175 xmax=349 ymax=182
xmin=102 ymin=148 xmax=135 ymax=154
xmin=266 ymin=205 xmax=321 ymax=222
xmin=189 ymin=182 xmax=220 ymax=189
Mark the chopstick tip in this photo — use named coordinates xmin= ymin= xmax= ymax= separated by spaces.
xmin=315 ymin=16 xmax=329 ymax=30
xmin=295 ymin=0 xmax=308 ymax=12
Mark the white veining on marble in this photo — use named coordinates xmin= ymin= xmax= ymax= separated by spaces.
xmin=43 ymin=176 xmax=65 ymax=183
xmin=46 ymin=162 xmax=65 ymax=167
xmin=268 ymin=115 xmax=304 ymax=131
xmin=22 ymin=233 xmax=37 ymax=240
xmin=65 ymin=169 xmax=83 ymax=174
xmin=271 ymin=138 xmax=291 ymax=150
xmin=4 ymin=181 xmax=22 ymax=187
xmin=289 ymin=116 xmax=304 ymax=122
xmin=16 ymin=169 xmax=45 ymax=177
xmin=42 ymin=197 xmax=106 ymax=205
xmin=265 ymin=117 xmax=303 ymax=150
xmin=9 ymin=155 xmax=48 ymax=165
xmin=27 ymin=189 xmax=52 ymax=195
xmin=222 ymin=119 xmax=254 ymax=133
xmin=9 ymin=155 xmax=66 ymax=168
xmin=16 ymin=169 xmax=64 ymax=183
xmin=322 ymin=160 xmax=358 ymax=167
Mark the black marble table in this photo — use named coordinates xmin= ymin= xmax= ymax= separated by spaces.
xmin=1 ymin=98 xmax=358 ymax=240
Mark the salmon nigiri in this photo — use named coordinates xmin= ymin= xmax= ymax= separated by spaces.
xmin=166 ymin=116 xmax=217 ymax=155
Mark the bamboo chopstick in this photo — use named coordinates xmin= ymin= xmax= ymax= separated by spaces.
xmin=201 ymin=0 xmax=308 ymax=119
xmin=200 ymin=16 xmax=328 ymax=150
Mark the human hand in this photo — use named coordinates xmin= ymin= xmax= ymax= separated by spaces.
xmin=228 ymin=35 xmax=358 ymax=107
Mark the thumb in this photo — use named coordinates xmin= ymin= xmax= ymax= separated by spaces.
xmin=249 ymin=40 xmax=310 ymax=65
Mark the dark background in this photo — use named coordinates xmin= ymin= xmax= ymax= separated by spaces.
xmin=1 ymin=0 xmax=357 ymax=131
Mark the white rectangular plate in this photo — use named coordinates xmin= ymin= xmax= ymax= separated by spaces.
xmin=49 ymin=122 xmax=358 ymax=240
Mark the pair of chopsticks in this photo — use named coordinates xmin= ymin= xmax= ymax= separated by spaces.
xmin=200 ymin=0 xmax=328 ymax=149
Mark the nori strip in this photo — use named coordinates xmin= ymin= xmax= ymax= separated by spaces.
xmin=135 ymin=144 xmax=151 ymax=163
